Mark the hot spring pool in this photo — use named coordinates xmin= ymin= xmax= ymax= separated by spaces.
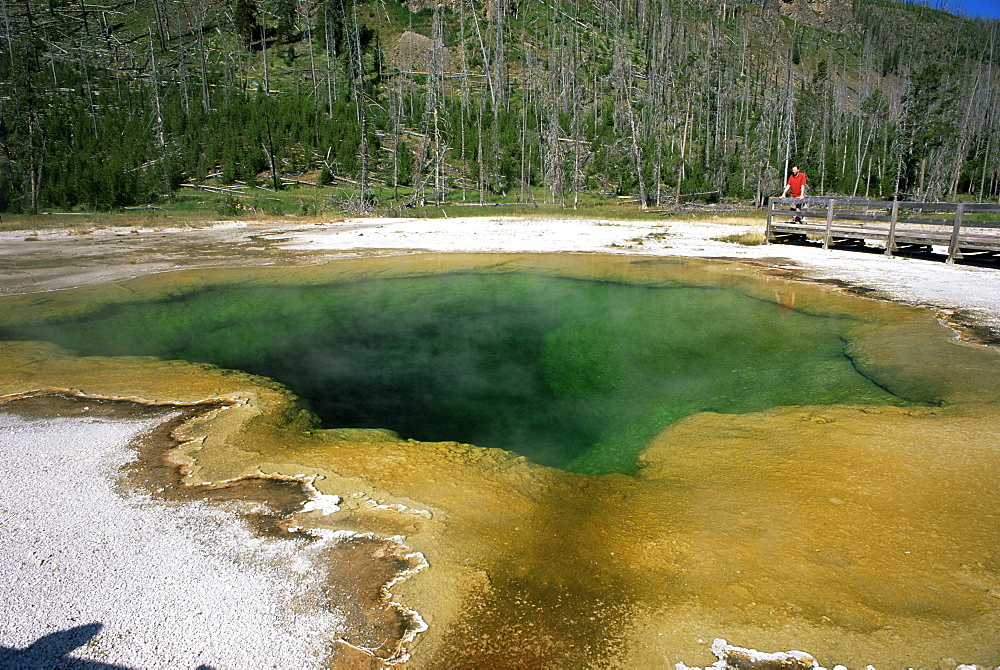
xmin=2 ymin=253 xmax=999 ymax=667
xmin=0 ymin=271 xmax=912 ymax=474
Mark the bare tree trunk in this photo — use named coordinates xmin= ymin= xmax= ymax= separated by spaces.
xmin=654 ymin=129 xmax=662 ymax=207
xmin=152 ymin=0 xmax=169 ymax=50
xmin=0 ymin=0 xmax=13 ymax=60
xmin=324 ymin=11 xmax=335 ymax=115
xmin=390 ymin=70 xmax=402 ymax=199
xmin=865 ymin=154 xmax=872 ymax=199
xmin=349 ymin=0 xmax=369 ymax=207
xmin=981 ymin=129 xmax=994 ymax=201
xmin=149 ymin=32 xmax=170 ymax=190
xmin=469 ymin=0 xmax=496 ymax=106
xmin=980 ymin=22 xmax=997 ymax=200
xmin=428 ymin=4 xmax=446 ymax=202
xmin=611 ymin=34 xmax=646 ymax=209
xmin=261 ymin=10 xmax=270 ymax=95
xmin=853 ymin=116 xmax=875 ymax=197
xmin=178 ymin=34 xmax=191 ymax=114
xmin=782 ymin=51 xmax=793 ymax=192
xmin=545 ymin=107 xmax=562 ymax=204
xmin=302 ymin=0 xmax=318 ymax=141
xmin=28 ymin=120 xmax=39 ymax=214
xmin=477 ymin=98 xmax=485 ymax=203
xmin=82 ymin=57 xmax=99 ymax=139
xmin=196 ymin=1 xmax=211 ymax=112
xmin=919 ymin=156 xmax=926 ymax=199
xmin=490 ymin=0 xmax=508 ymax=107
xmin=626 ymin=100 xmax=646 ymax=208
xmin=950 ymin=70 xmax=980 ymax=199
xmin=675 ymin=98 xmax=689 ymax=205
xmin=262 ymin=106 xmax=280 ymax=190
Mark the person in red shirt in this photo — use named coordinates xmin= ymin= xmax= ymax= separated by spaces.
xmin=781 ymin=165 xmax=807 ymax=221
xmin=782 ymin=165 xmax=807 ymax=198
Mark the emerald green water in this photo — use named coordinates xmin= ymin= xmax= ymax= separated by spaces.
xmin=1 ymin=273 xmax=910 ymax=474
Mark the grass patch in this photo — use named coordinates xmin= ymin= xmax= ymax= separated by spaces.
xmin=405 ymin=202 xmax=666 ymax=222
xmin=642 ymin=230 xmax=672 ymax=244
xmin=0 ymin=186 xmax=347 ymax=232
xmin=401 ymin=188 xmax=667 ymax=221
xmin=0 ymin=182 xmax=759 ymax=232
xmin=713 ymin=232 xmax=767 ymax=246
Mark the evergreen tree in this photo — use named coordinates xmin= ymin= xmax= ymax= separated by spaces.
xmin=899 ymin=61 xmax=961 ymax=199
xmin=271 ymin=0 xmax=297 ymax=43
xmin=234 ymin=0 xmax=260 ymax=51
xmin=0 ymin=0 xmax=996 ymax=211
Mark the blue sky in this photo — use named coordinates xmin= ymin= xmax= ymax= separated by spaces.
xmin=905 ymin=0 xmax=1000 ymax=18
xmin=950 ymin=0 xmax=1000 ymax=18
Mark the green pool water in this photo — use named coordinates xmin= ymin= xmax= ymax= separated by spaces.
xmin=2 ymin=272 xmax=910 ymax=474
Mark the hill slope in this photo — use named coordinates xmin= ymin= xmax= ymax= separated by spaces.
xmin=0 ymin=0 xmax=997 ymax=213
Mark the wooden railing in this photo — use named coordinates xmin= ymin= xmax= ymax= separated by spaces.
xmin=766 ymin=197 xmax=1000 ymax=263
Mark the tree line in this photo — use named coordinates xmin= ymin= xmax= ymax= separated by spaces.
xmin=0 ymin=0 xmax=997 ymax=214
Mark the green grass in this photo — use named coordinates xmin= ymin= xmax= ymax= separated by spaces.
xmin=405 ymin=200 xmax=671 ymax=222
xmin=862 ymin=0 xmax=957 ymax=21
xmin=713 ymin=232 xmax=767 ymax=246
xmin=0 ymin=184 xmax=686 ymax=231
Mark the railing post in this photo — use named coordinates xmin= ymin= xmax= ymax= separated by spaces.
xmin=765 ymin=198 xmax=774 ymax=243
xmin=822 ymin=198 xmax=835 ymax=249
xmin=885 ymin=199 xmax=899 ymax=256
xmin=947 ymin=203 xmax=965 ymax=264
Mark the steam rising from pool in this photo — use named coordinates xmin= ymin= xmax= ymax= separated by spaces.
xmin=1 ymin=272 xmax=910 ymax=474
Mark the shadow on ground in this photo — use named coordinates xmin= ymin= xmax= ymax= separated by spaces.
xmin=0 ymin=623 xmax=214 ymax=670
xmin=769 ymin=236 xmax=1000 ymax=267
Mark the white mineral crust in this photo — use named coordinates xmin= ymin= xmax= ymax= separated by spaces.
xmin=0 ymin=411 xmax=348 ymax=668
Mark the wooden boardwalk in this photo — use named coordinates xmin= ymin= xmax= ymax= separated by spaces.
xmin=766 ymin=197 xmax=1000 ymax=263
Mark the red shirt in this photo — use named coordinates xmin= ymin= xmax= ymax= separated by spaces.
xmin=786 ymin=171 xmax=807 ymax=197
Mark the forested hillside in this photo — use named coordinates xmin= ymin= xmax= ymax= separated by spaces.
xmin=0 ymin=0 xmax=997 ymax=214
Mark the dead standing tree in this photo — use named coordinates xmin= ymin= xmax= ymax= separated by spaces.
xmin=426 ymin=3 xmax=447 ymax=203
xmin=346 ymin=0 xmax=372 ymax=210
xmin=610 ymin=32 xmax=647 ymax=209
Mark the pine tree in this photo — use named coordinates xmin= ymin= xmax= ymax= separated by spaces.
xmin=234 ymin=0 xmax=260 ymax=51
